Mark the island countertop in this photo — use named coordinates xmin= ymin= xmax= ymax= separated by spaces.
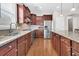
xmin=52 ymin=30 xmax=79 ymax=43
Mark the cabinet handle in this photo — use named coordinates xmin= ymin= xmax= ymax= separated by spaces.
xmin=9 ymin=46 xmax=12 ymax=48
xmin=72 ymin=53 xmax=75 ymax=56
xmin=15 ymin=49 xmax=18 ymax=52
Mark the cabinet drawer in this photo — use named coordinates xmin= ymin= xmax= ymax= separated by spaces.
xmin=0 ymin=40 xmax=17 ymax=56
xmin=72 ymin=49 xmax=79 ymax=56
xmin=61 ymin=37 xmax=71 ymax=46
xmin=72 ymin=41 xmax=79 ymax=52
xmin=4 ymin=48 xmax=17 ymax=56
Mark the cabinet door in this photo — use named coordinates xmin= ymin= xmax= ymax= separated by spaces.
xmin=61 ymin=40 xmax=71 ymax=56
xmin=72 ymin=49 xmax=79 ymax=56
xmin=55 ymin=35 xmax=61 ymax=55
xmin=36 ymin=30 xmax=44 ymax=38
xmin=25 ymin=32 xmax=32 ymax=55
xmin=18 ymin=41 xmax=26 ymax=56
xmin=0 ymin=40 xmax=17 ymax=56
xmin=5 ymin=49 xmax=17 ymax=56
xmin=72 ymin=41 xmax=79 ymax=52
xmin=31 ymin=14 xmax=36 ymax=25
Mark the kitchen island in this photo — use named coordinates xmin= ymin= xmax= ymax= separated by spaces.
xmin=52 ymin=30 xmax=79 ymax=56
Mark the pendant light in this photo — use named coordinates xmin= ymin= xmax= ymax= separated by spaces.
xmin=60 ymin=0 xmax=63 ymax=16
xmin=71 ymin=0 xmax=76 ymax=12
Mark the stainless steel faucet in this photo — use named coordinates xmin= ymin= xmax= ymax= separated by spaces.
xmin=9 ymin=23 xmax=17 ymax=33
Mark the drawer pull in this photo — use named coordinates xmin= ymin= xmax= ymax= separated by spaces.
xmin=9 ymin=46 xmax=12 ymax=48
xmin=72 ymin=53 xmax=76 ymax=56
xmin=15 ymin=49 xmax=18 ymax=52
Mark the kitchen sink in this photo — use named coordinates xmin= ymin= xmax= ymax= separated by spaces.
xmin=2 ymin=30 xmax=20 ymax=36
xmin=6 ymin=32 xmax=19 ymax=36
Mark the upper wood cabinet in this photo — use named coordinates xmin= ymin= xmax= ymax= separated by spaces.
xmin=31 ymin=14 xmax=36 ymax=25
xmin=17 ymin=4 xmax=24 ymax=23
xmin=43 ymin=15 xmax=52 ymax=20
xmin=36 ymin=16 xmax=44 ymax=25
xmin=17 ymin=4 xmax=31 ymax=24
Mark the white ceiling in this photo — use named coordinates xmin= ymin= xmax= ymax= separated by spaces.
xmin=24 ymin=3 xmax=79 ymax=16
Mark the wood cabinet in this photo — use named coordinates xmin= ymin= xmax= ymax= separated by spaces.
xmin=17 ymin=32 xmax=32 ymax=56
xmin=61 ymin=37 xmax=71 ymax=56
xmin=35 ymin=29 xmax=44 ymax=38
xmin=52 ymin=32 xmax=79 ymax=56
xmin=35 ymin=16 xmax=44 ymax=38
xmin=51 ymin=32 xmax=61 ymax=55
xmin=17 ymin=36 xmax=26 ymax=56
xmin=43 ymin=15 xmax=52 ymax=20
xmin=72 ymin=41 xmax=79 ymax=56
xmin=0 ymin=40 xmax=17 ymax=56
xmin=36 ymin=16 xmax=44 ymax=25
xmin=31 ymin=14 xmax=36 ymax=25
xmin=25 ymin=32 xmax=32 ymax=50
xmin=17 ymin=4 xmax=31 ymax=24
xmin=0 ymin=31 xmax=32 ymax=56
xmin=17 ymin=4 xmax=24 ymax=23
xmin=5 ymin=48 xmax=17 ymax=56
xmin=72 ymin=49 xmax=79 ymax=56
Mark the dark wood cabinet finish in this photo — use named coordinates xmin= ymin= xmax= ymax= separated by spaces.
xmin=25 ymin=32 xmax=32 ymax=49
xmin=61 ymin=37 xmax=71 ymax=56
xmin=31 ymin=14 xmax=36 ymax=25
xmin=35 ymin=30 xmax=44 ymax=38
xmin=17 ymin=4 xmax=31 ymax=24
xmin=72 ymin=41 xmax=79 ymax=56
xmin=72 ymin=49 xmax=79 ymax=56
xmin=35 ymin=16 xmax=44 ymax=38
xmin=17 ymin=32 xmax=32 ymax=56
xmin=72 ymin=41 xmax=79 ymax=52
xmin=5 ymin=48 xmax=17 ymax=56
xmin=0 ymin=31 xmax=32 ymax=56
xmin=0 ymin=40 xmax=17 ymax=56
xmin=36 ymin=16 xmax=44 ymax=25
xmin=17 ymin=36 xmax=26 ymax=56
xmin=51 ymin=33 xmax=61 ymax=55
xmin=43 ymin=15 xmax=52 ymax=20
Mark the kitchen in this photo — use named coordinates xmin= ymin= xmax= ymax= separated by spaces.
xmin=0 ymin=3 xmax=79 ymax=56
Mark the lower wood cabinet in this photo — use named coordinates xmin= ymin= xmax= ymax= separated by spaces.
xmin=35 ymin=29 xmax=44 ymax=38
xmin=61 ymin=37 xmax=71 ymax=56
xmin=17 ymin=37 xmax=26 ymax=56
xmin=0 ymin=31 xmax=32 ymax=56
xmin=72 ymin=49 xmax=79 ymax=56
xmin=17 ymin=32 xmax=32 ymax=56
xmin=0 ymin=40 xmax=17 ymax=56
xmin=72 ymin=41 xmax=79 ymax=56
xmin=5 ymin=48 xmax=17 ymax=56
xmin=25 ymin=32 xmax=32 ymax=55
xmin=52 ymin=32 xmax=61 ymax=55
xmin=52 ymin=32 xmax=72 ymax=56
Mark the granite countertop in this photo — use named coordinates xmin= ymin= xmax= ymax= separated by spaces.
xmin=52 ymin=30 xmax=79 ymax=43
xmin=0 ymin=25 xmax=40 ymax=47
